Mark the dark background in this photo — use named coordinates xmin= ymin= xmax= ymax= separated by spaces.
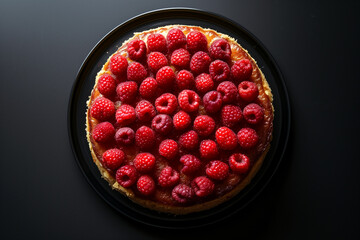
xmin=1 ymin=0 xmax=359 ymax=239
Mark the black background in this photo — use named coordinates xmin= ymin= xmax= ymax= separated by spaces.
xmin=1 ymin=0 xmax=359 ymax=239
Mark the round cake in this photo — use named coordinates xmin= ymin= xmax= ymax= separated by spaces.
xmin=86 ymin=25 xmax=273 ymax=215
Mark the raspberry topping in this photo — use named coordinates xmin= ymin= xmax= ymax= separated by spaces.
xmin=229 ymin=153 xmax=250 ymax=174
xmin=209 ymin=39 xmax=231 ymax=61
xmin=90 ymin=97 xmax=115 ymax=121
xmin=215 ymin=127 xmax=238 ymax=150
xmin=221 ymin=105 xmax=243 ymax=128
xmin=195 ymin=73 xmax=214 ymax=94
xmin=238 ymin=81 xmax=259 ymax=102
xmin=158 ymin=166 xmax=180 ymax=188
xmin=151 ymin=114 xmax=173 ymax=135
xmin=137 ymin=175 xmax=155 ymax=196
xmin=203 ymin=91 xmax=223 ymax=114
xmin=179 ymin=130 xmax=199 ymax=150
xmin=109 ymin=53 xmax=128 ymax=76
xmin=159 ymin=139 xmax=178 ymax=160
xmin=115 ymin=104 xmax=136 ymax=126
xmin=116 ymin=81 xmax=138 ymax=104
xmin=191 ymin=176 xmax=215 ymax=197
xmin=209 ymin=60 xmax=230 ymax=82
xmin=135 ymin=126 xmax=155 ymax=150
xmin=147 ymin=52 xmax=168 ymax=73
xmin=135 ymin=100 xmax=156 ymax=122
xmin=237 ymin=128 xmax=259 ymax=149
xmin=172 ymin=184 xmax=194 ymax=203
xmin=115 ymin=127 xmax=135 ymax=146
xmin=92 ymin=122 xmax=115 ymax=143
xmin=155 ymin=93 xmax=178 ymax=115
xmin=217 ymin=81 xmax=238 ymax=104
xmin=200 ymin=140 xmax=219 ymax=159
xmin=127 ymin=39 xmax=147 ymax=61
xmin=186 ymin=31 xmax=208 ymax=53
xmin=156 ymin=66 xmax=176 ymax=88
xmin=102 ymin=148 xmax=125 ymax=171
xmin=243 ymin=103 xmax=264 ymax=124
xmin=180 ymin=154 xmax=201 ymax=175
xmin=190 ymin=51 xmax=211 ymax=75
xmin=98 ymin=74 xmax=116 ymax=97
xmin=116 ymin=165 xmax=138 ymax=188
xmin=206 ymin=160 xmax=229 ymax=181
xmin=171 ymin=48 xmax=191 ymax=69
xmin=193 ymin=115 xmax=215 ymax=136
xmin=139 ymin=77 xmax=158 ymax=99
xmin=134 ymin=153 xmax=156 ymax=173
xmin=147 ymin=33 xmax=167 ymax=53
xmin=167 ymin=28 xmax=187 ymax=51
xmin=231 ymin=59 xmax=253 ymax=82
xmin=176 ymin=70 xmax=195 ymax=90
xmin=127 ymin=62 xmax=147 ymax=83
xmin=178 ymin=90 xmax=201 ymax=113
xmin=173 ymin=110 xmax=191 ymax=131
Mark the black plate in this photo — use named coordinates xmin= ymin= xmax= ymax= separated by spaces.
xmin=68 ymin=8 xmax=291 ymax=229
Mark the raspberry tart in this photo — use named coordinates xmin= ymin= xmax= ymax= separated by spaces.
xmin=86 ymin=25 xmax=273 ymax=214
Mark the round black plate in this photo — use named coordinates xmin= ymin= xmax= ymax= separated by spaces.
xmin=68 ymin=8 xmax=290 ymax=229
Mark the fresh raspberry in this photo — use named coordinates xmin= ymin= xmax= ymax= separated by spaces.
xmin=137 ymin=175 xmax=155 ymax=196
xmin=176 ymin=70 xmax=195 ymax=90
xmin=155 ymin=93 xmax=178 ymax=115
xmin=156 ymin=66 xmax=176 ymax=88
xmin=127 ymin=39 xmax=147 ymax=61
xmin=170 ymin=48 xmax=190 ymax=69
xmin=237 ymin=128 xmax=259 ymax=149
xmin=186 ymin=31 xmax=208 ymax=54
xmin=159 ymin=139 xmax=178 ymax=160
xmin=203 ymin=91 xmax=223 ymax=114
xmin=191 ymin=176 xmax=214 ymax=197
xmin=133 ymin=153 xmax=156 ymax=173
xmin=221 ymin=105 xmax=243 ymax=128
xmin=231 ymin=59 xmax=253 ymax=82
xmin=209 ymin=39 xmax=231 ymax=61
xmin=180 ymin=154 xmax=201 ymax=175
xmin=92 ymin=122 xmax=115 ymax=143
xmin=115 ymin=104 xmax=136 ymax=126
xmin=102 ymin=148 xmax=125 ymax=171
xmin=151 ymin=114 xmax=173 ymax=135
xmin=135 ymin=126 xmax=155 ymax=150
xmin=98 ymin=74 xmax=116 ymax=97
xmin=229 ymin=153 xmax=250 ymax=174
xmin=193 ymin=115 xmax=215 ymax=136
xmin=209 ymin=60 xmax=230 ymax=82
xmin=147 ymin=33 xmax=167 ymax=53
xmin=127 ymin=62 xmax=147 ymax=83
xmin=215 ymin=127 xmax=238 ymax=150
xmin=139 ymin=77 xmax=158 ymax=99
xmin=116 ymin=81 xmax=138 ymax=103
xmin=90 ymin=97 xmax=115 ymax=121
xmin=206 ymin=160 xmax=229 ymax=181
xmin=195 ymin=73 xmax=214 ymax=94
xmin=116 ymin=165 xmax=138 ymax=188
xmin=217 ymin=81 xmax=238 ymax=104
xmin=200 ymin=140 xmax=219 ymax=160
xmin=158 ymin=166 xmax=180 ymax=188
xmin=179 ymin=130 xmax=199 ymax=150
xmin=115 ymin=127 xmax=135 ymax=146
xmin=135 ymin=100 xmax=156 ymax=122
xmin=109 ymin=53 xmax=128 ymax=76
xmin=190 ymin=51 xmax=211 ymax=75
xmin=178 ymin=90 xmax=201 ymax=113
xmin=243 ymin=103 xmax=264 ymax=124
xmin=147 ymin=52 xmax=168 ymax=73
xmin=238 ymin=81 xmax=259 ymax=102
xmin=172 ymin=184 xmax=194 ymax=203
xmin=167 ymin=28 xmax=187 ymax=51
xmin=173 ymin=110 xmax=191 ymax=131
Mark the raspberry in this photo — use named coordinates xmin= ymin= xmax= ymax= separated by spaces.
xmin=193 ymin=115 xmax=215 ymax=136
xmin=109 ymin=53 xmax=128 ymax=76
xmin=178 ymin=90 xmax=201 ymax=113
xmin=179 ymin=130 xmax=199 ymax=150
xmin=200 ymin=140 xmax=219 ymax=159
xmin=243 ymin=103 xmax=264 ymax=124
xmin=231 ymin=59 xmax=253 ymax=82
xmin=155 ymin=93 xmax=178 ymax=115
xmin=170 ymin=48 xmax=190 ymax=69
xmin=134 ymin=153 xmax=156 ymax=173
xmin=206 ymin=160 xmax=229 ymax=181
xmin=173 ymin=110 xmax=191 ymax=131
xmin=195 ymin=73 xmax=214 ymax=94
xmin=186 ymin=31 xmax=208 ymax=54
xmin=238 ymin=81 xmax=259 ymax=102
xmin=90 ymin=97 xmax=115 ymax=121
xmin=116 ymin=81 xmax=138 ymax=103
xmin=180 ymin=154 xmax=201 ymax=175
xmin=237 ymin=128 xmax=259 ymax=149
xmin=135 ymin=100 xmax=156 ymax=122
xmin=115 ymin=127 xmax=135 ymax=146
xmin=137 ymin=175 xmax=155 ymax=196
xmin=203 ymin=91 xmax=223 ymax=114
xmin=127 ymin=62 xmax=147 ymax=83
xmin=191 ymin=176 xmax=214 ymax=197
xmin=98 ymin=73 xmax=116 ymax=97
xmin=172 ymin=184 xmax=194 ymax=203
xmin=209 ymin=39 xmax=231 ymax=61
xmin=190 ymin=51 xmax=211 ymax=75
xmin=147 ymin=33 xmax=167 ymax=53
xmin=127 ymin=39 xmax=147 ymax=61
xmin=147 ymin=52 xmax=168 ymax=73
xmin=151 ymin=114 xmax=173 ymax=135
xmin=135 ymin=126 xmax=155 ymax=150
xmin=92 ymin=122 xmax=115 ymax=143
xmin=102 ymin=148 xmax=125 ymax=171
xmin=158 ymin=166 xmax=180 ymax=188
xmin=176 ymin=70 xmax=195 ymax=90
xmin=221 ymin=105 xmax=243 ymax=128
xmin=209 ymin=60 xmax=230 ymax=82
xmin=215 ymin=127 xmax=238 ymax=150
xmin=139 ymin=77 xmax=158 ymax=99
xmin=116 ymin=165 xmax=138 ymax=188
xmin=217 ymin=81 xmax=238 ymax=104
xmin=115 ymin=104 xmax=136 ymax=126
xmin=167 ymin=28 xmax=187 ymax=51
xmin=229 ymin=153 xmax=250 ymax=174
xmin=159 ymin=139 xmax=178 ymax=160
xmin=156 ymin=66 xmax=176 ymax=88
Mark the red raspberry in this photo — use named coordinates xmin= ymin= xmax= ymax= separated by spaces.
xmin=115 ymin=104 xmax=136 ymax=126
xmin=229 ymin=153 xmax=250 ymax=174
xmin=186 ymin=31 xmax=208 ymax=54
xmin=137 ymin=175 xmax=155 ymax=196
xmin=135 ymin=100 xmax=156 ymax=122
xmin=158 ymin=166 xmax=180 ymax=188
xmin=92 ymin=122 xmax=115 ymax=143
xmin=200 ymin=140 xmax=219 ymax=159
xmin=209 ymin=60 xmax=230 ymax=82
xmin=209 ymin=39 xmax=231 ymax=61
xmin=172 ymin=184 xmax=194 ymax=203
xmin=159 ymin=139 xmax=178 ymax=160
xmin=171 ymin=48 xmax=190 ymax=69
xmin=231 ymin=59 xmax=253 ymax=82
xmin=195 ymin=73 xmax=214 ymax=94
xmin=155 ymin=93 xmax=178 ymax=115
xmin=167 ymin=28 xmax=187 ymax=51
xmin=173 ymin=110 xmax=191 ymax=131
xmin=237 ymin=128 xmax=259 ymax=149
xmin=217 ymin=81 xmax=238 ymax=104
xmin=206 ymin=160 xmax=229 ymax=181
xmin=243 ymin=103 xmax=264 ymax=124
xmin=98 ymin=74 xmax=116 ymax=97
xmin=215 ymin=127 xmax=238 ymax=150
xmin=135 ymin=126 xmax=155 ymax=150
xmin=147 ymin=52 xmax=168 ymax=73
xmin=179 ymin=130 xmax=199 ymax=150
xmin=147 ymin=33 xmax=167 ymax=53
xmin=176 ymin=70 xmax=195 ymax=90
xmin=127 ymin=39 xmax=147 ymax=61
xmin=115 ymin=127 xmax=135 ymax=146
xmin=127 ymin=62 xmax=147 ymax=83
xmin=180 ymin=154 xmax=201 ymax=175
xmin=116 ymin=165 xmax=138 ymax=188
xmin=178 ymin=90 xmax=201 ymax=113
xmin=90 ymin=97 xmax=115 ymax=121
xmin=203 ymin=91 xmax=223 ymax=114
xmin=238 ymin=81 xmax=259 ymax=102
xmin=193 ymin=115 xmax=215 ymax=136
xmin=102 ymin=148 xmax=125 ymax=171
xmin=221 ymin=105 xmax=243 ymax=128
xmin=156 ymin=66 xmax=176 ymax=88
xmin=191 ymin=176 xmax=214 ymax=197
xmin=134 ymin=153 xmax=156 ymax=173
xmin=116 ymin=81 xmax=138 ymax=103
xmin=109 ymin=53 xmax=128 ymax=76
xmin=151 ymin=114 xmax=173 ymax=135
xmin=190 ymin=51 xmax=211 ymax=75
xmin=139 ymin=77 xmax=158 ymax=99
